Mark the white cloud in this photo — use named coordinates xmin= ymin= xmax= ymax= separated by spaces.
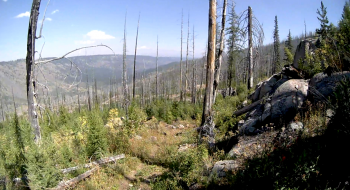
xmin=75 ymin=40 xmax=95 ymax=45
xmin=37 ymin=18 xmax=53 ymax=24
xmin=15 ymin=11 xmax=30 ymax=18
xmin=138 ymin=46 xmax=150 ymax=50
xmin=51 ymin=9 xmax=59 ymax=14
xmin=86 ymin=30 xmax=115 ymax=40
xmin=3 ymin=0 xmax=8 ymax=2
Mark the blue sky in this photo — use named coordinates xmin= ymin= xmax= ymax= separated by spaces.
xmin=0 ymin=0 xmax=347 ymax=61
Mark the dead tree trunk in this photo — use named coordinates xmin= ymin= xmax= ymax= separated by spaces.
xmin=191 ymin=25 xmax=196 ymax=104
xmin=133 ymin=14 xmax=140 ymax=99
xmin=213 ymin=0 xmax=227 ymax=104
xmin=1 ymin=100 xmax=4 ymax=121
xmin=180 ymin=10 xmax=184 ymax=102
xmin=200 ymin=0 xmax=216 ymax=145
xmin=248 ymin=6 xmax=253 ymax=89
xmin=156 ymin=35 xmax=159 ymax=98
xmin=87 ymin=77 xmax=91 ymax=111
xmin=77 ymin=84 xmax=81 ymax=113
xmin=123 ymin=12 xmax=129 ymax=118
xmin=26 ymin=0 xmax=41 ymax=143
xmin=185 ymin=15 xmax=190 ymax=96
xmin=94 ymin=79 xmax=98 ymax=106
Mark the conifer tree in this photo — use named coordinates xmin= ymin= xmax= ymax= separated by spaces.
xmin=338 ymin=0 xmax=350 ymax=68
xmin=226 ymin=1 xmax=239 ymax=91
xmin=284 ymin=30 xmax=293 ymax=65
xmin=316 ymin=1 xmax=330 ymax=40
xmin=273 ymin=15 xmax=281 ymax=73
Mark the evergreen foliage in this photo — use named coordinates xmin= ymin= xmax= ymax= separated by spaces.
xmin=316 ymin=1 xmax=330 ymax=40
xmin=284 ymin=30 xmax=294 ymax=65
xmin=273 ymin=16 xmax=281 ymax=73
xmin=226 ymin=2 xmax=240 ymax=88
xmin=86 ymin=109 xmax=108 ymax=159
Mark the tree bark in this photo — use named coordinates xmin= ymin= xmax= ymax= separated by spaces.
xmin=26 ymin=0 xmax=42 ymax=144
xmin=133 ymin=14 xmax=140 ymax=99
xmin=156 ymin=36 xmax=159 ymax=98
xmin=180 ymin=10 xmax=184 ymax=102
xmin=213 ymin=0 xmax=227 ymax=104
xmin=248 ymin=6 xmax=253 ymax=89
xmin=185 ymin=15 xmax=190 ymax=96
xmin=201 ymin=0 xmax=216 ymax=126
xmin=123 ymin=12 xmax=129 ymax=118
xmin=191 ymin=25 xmax=196 ymax=104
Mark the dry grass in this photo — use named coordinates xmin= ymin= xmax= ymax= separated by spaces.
xmin=74 ymin=119 xmax=198 ymax=189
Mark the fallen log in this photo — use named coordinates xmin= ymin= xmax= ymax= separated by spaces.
xmin=55 ymin=167 xmax=98 ymax=190
xmin=61 ymin=154 xmax=125 ymax=174
xmin=55 ymin=154 xmax=125 ymax=190
xmin=232 ymin=99 xmax=263 ymax=117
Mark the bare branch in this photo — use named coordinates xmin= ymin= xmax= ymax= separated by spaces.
xmin=35 ymin=45 xmax=116 ymax=65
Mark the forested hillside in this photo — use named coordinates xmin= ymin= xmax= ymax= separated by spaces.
xmin=0 ymin=0 xmax=350 ymax=189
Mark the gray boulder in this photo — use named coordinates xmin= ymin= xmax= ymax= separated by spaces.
xmin=270 ymin=79 xmax=308 ymax=121
xmin=241 ymin=79 xmax=308 ymax=135
xmin=211 ymin=160 xmax=238 ymax=177
xmin=293 ymin=38 xmax=318 ymax=70
xmin=309 ymin=72 xmax=350 ymax=102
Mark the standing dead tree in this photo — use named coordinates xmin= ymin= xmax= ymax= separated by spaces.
xmin=185 ymin=14 xmax=190 ymax=96
xmin=179 ymin=10 xmax=184 ymax=102
xmin=26 ymin=0 xmax=42 ymax=144
xmin=156 ymin=35 xmax=159 ymax=98
xmin=200 ymin=0 xmax=216 ymax=147
xmin=26 ymin=0 xmax=116 ymax=144
xmin=133 ymin=13 xmax=140 ymax=99
xmin=213 ymin=0 xmax=227 ymax=104
xmin=191 ymin=25 xmax=196 ymax=104
xmin=236 ymin=6 xmax=264 ymax=89
xmin=122 ymin=12 xmax=129 ymax=118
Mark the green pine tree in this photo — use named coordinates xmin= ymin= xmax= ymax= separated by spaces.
xmin=226 ymin=2 xmax=240 ymax=88
xmin=284 ymin=30 xmax=294 ymax=65
xmin=316 ymin=1 xmax=330 ymax=40
xmin=86 ymin=110 xmax=107 ymax=159
xmin=273 ymin=15 xmax=281 ymax=73
xmin=338 ymin=0 xmax=350 ymax=69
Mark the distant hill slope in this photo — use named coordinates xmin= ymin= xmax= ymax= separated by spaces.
xmin=0 ymin=54 xmax=179 ymax=109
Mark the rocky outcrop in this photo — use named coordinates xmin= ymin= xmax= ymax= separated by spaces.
xmin=293 ymin=38 xmax=318 ymax=70
xmin=248 ymin=66 xmax=303 ymax=103
xmin=241 ymin=79 xmax=308 ymax=135
xmin=211 ymin=160 xmax=238 ymax=177
xmin=308 ymin=72 xmax=350 ymax=102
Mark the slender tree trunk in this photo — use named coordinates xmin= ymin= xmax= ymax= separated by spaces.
xmin=77 ymin=84 xmax=81 ymax=113
xmin=94 ymin=79 xmax=98 ymax=106
xmin=201 ymin=0 xmax=216 ymax=126
xmin=26 ymin=0 xmax=41 ymax=143
xmin=1 ymin=100 xmax=4 ymax=121
xmin=180 ymin=10 xmax=184 ymax=102
xmin=247 ymin=6 xmax=253 ymax=89
xmin=191 ymin=25 xmax=196 ymax=104
xmin=156 ymin=35 xmax=159 ymax=98
xmin=185 ymin=15 xmax=190 ymax=97
xmin=141 ymin=75 xmax=144 ymax=108
xmin=123 ymin=12 xmax=129 ymax=118
xmin=213 ymin=0 xmax=227 ymax=103
xmin=87 ymin=77 xmax=91 ymax=111
xmin=133 ymin=14 xmax=140 ymax=99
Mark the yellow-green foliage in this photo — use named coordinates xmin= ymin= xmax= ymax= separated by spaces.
xmin=86 ymin=109 xmax=108 ymax=159
xmin=213 ymin=95 xmax=242 ymax=137
xmin=298 ymin=48 xmax=323 ymax=78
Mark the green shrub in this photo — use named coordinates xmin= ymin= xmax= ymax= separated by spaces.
xmin=26 ymin=141 xmax=63 ymax=189
xmin=86 ymin=110 xmax=108 ymax=159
